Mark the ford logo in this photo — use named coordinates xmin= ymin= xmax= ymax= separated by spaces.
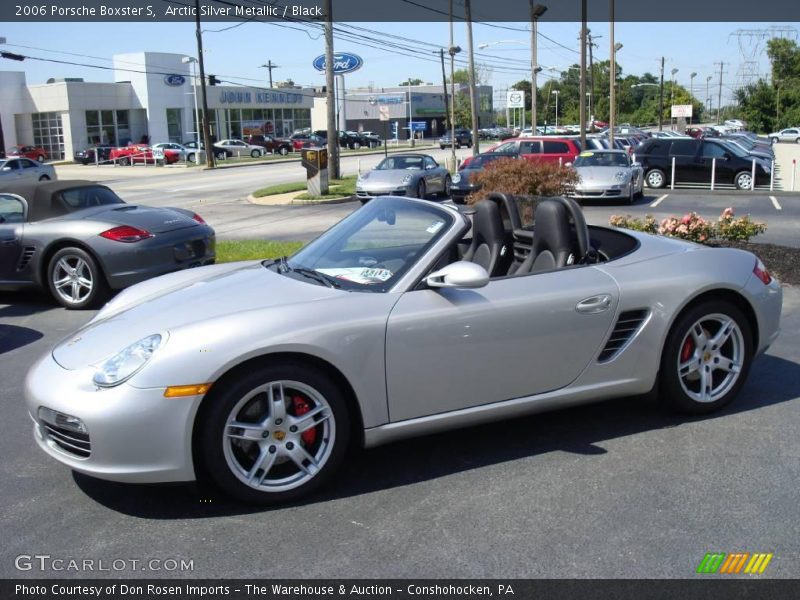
xmin=312 ymin=53 xmax=363 ymax=75
xmin=164 ymin=74 xmax=186 ymax=87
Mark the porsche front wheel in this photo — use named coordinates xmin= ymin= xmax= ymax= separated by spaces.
xmin=200 ymin=364 xmax=350 ymax=504
xmin=660 ymin=301 xmax=753 ymax=414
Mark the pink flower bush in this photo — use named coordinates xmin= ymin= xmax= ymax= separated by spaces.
xmin=610 ymin=208 xmax=766 ymax=244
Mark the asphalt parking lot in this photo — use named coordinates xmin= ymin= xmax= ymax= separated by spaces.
xmin=1 ymin=284 xmax=798 ymax=579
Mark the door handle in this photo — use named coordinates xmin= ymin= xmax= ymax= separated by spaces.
xmin=576 ymin=294 xmax=612 ymax=314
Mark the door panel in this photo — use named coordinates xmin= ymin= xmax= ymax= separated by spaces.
xmin=385 ymin=267 xmax=619 ymax=421
xmin=0 ymin=223 xmax=23 ymax=281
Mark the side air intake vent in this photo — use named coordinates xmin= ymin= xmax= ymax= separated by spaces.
xmin=17 ymin=246 xmax=36 ymax=271
xmin=598 ymin=309 xmax=649 ymax=362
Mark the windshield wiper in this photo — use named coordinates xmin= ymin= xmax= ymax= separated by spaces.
xmin=290 ymin=267 xmax=341 ymax=289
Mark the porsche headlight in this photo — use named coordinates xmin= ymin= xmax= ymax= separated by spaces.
xmin=451 ymin=173 xmax=461 ymax=184
xmin=613 ymin=171 xmax=629 ymax=182
xmin=358 ymin=172 xmax=369 ymax=182
xmin=401 ymin=174 xmax=413 ymax=184
xmin=93 ymin=334 xmax=163 ymax=387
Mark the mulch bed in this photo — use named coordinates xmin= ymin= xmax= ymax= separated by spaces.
xmin=712 ymin=241 xmax=800 ymax=286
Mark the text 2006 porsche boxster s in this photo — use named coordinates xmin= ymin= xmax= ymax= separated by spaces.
xmin=25 ymin=194 xmax=782 ymax=504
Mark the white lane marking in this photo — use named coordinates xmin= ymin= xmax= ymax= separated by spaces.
xmin=769 ymin=195 xmax=782 ymax=210
xmin=650 ymin=194 xmax=668 ymax=207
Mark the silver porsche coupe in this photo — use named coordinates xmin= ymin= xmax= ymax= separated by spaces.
xmin=569 ymin=149 xmax=644 ymax=204
xmin=356 ymin=154 xmax=451 ymax=201
xmin=25 ymin=194 xmax=782 ymax=504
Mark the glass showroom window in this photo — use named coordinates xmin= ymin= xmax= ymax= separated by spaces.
xmin=294 ymin=108 xmax=311 ymax=132
xmin=166 ymin=108 xmax=183 ymax=143
xmin=191 ymin=110 xmax=219 ymax=140
xmin=85 ymin=110 xmax=130 ymax=146
xmin=32 ymin=112 xmax=64 ymax=160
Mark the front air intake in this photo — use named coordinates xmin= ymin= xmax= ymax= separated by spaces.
xmin=598 ymin=309 xmax=649 ymax=362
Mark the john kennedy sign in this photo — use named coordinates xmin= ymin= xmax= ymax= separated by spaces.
xmin=312 ymin=53 xmax=364 ymax=75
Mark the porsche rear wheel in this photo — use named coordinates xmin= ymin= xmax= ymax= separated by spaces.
xmin=200 ymin=363 xmax=350 ymax=505
xmin=660 ymin=301 xmax=753 ymax=414
xmin=47 ymin=247 xmax=108 ymax=309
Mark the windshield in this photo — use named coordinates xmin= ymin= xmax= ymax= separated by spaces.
xmin=274 ymin=197 xmax=456 ymax=292
xmin=470 ymin=154 xmax=515 ymax=168
xmin=716 ymin=141 xmax=748 ymax=158
xmin=58 ymin=186 xmax=126 ymax=210
xmin=573 ymin=151 xmax=629 ymax=167
xmin=375 ymin=156 xmax=425 ymax=171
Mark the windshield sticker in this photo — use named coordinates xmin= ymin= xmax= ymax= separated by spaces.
xmin=317 ymin=267 xmax=393 ymax=284
xmin=579 ymin=151 xmax=594 ymax=157
xmin=426 ymin=220 xmax=445 ymax=234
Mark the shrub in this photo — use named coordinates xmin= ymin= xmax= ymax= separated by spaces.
xmin=716 ymin=207 xmax=767 ymax=242
xmin=609 ymin=207 xmax=766 ymax=244
xmin=466 ymin=158 xmax=580 ymax=205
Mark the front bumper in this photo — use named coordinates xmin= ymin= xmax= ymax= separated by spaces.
xmin=25 ymin=352 xmax=202 ymax=483
xmin=568 ymin=182 xmax=630 ymax=200
xmin=356 ymin=184 xmax=411 ymax=199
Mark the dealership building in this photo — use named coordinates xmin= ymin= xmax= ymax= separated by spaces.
xmin=0 ymin=51 xmax=315 ymax=159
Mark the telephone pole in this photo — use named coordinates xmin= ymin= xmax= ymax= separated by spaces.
xmin=464 ymin=0 xmax=480 ymax=155
xmin=718 ymin=62 xmax=724 ymax=123
xmin=658 ymin=56 xmax=665 ymax=131
xmin=586 ymin=30 xmax=601 ymax=122
xmin=609 ymin=0 xmax=615 ymax=143
xmin=194 ymin=0 xmax=214 ymax=168
xmin=440 ymin=49 xmax=450 ymax=131
xmin=324 ymin=0 xmax=339 ymax=178
xmin=448 ymin=0 xmax=459 ymax=169
xmin=259 ymin=60 xmax=279 ymax=88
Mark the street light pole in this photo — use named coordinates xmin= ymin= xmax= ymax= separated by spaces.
xmin=182 ymin=57 xmax=201 ymax=164
xmin=530 ymin=3 xmax=547 ymax=135
xmin=194 ymin=0 xmax=214 ymax=168
xmin=579 ymin=0 xmax=587 ymax=148
xmin=449 ymin=0 xmax=459 ymax=169
xmin=706 ymin=75 xmax=713 ymax=113
xmin=552 ymin=90 xmax=559 ymax=128
xmin=689 ymin=71 xmax=697 ymax=124
xmin=464 ymin=0 xmax=480 ymax=155
xmin=609 ymin=0 xmax=615 ymax=144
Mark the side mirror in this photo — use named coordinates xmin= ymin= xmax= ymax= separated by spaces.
xmin=425 ymin=261 xmax=489 ymax=289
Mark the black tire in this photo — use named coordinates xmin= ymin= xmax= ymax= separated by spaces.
xmin=660 ymin=300 xmax=753 ymax=415
xmin=440 ymin=145 xmax=446 ymax=150
xmin=626 ymin=183 xmax=635 ymax=205
xmin=353 ymin=142 xmax=361 ymax=150
xmin=279 ymin=146 xmax=289 ymax=156
xmin=187 ymin=153 xmax=195 ymax=163
xmin=442 ymin=175 xmax=452 ymax=198
xmin=734 ymin=171 xmax=753 ymax=190
xmin=645 ymin=168 xmax=666 ymax=188
xmin=198 ymin=362 xmax=350 ymax=505
xmin=38 ymin=175 xmax=50 ymax=181
xmin=770 ymin=137 xmax=779 ymax=144
xmin=416 ymin=180 xmax=426 ymax=199
xmin=46 ymin=247 xmax=108 ymax=309
xmin=250 ymin=149 xmax=261 ymax=158
xmin=118 ymin=157 xmax=130 ymax=166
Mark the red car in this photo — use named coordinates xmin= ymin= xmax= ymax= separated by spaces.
xmin=465 ymin=136 xmax=581 ymax=168
xmin=109 ymin=145 xmax=180 ymax=166
xmin=7 ymin=145 xmax=48 ymax=162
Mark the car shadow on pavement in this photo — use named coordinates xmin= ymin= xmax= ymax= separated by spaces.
xmin=0 ymin=292 xmax=57 ymax=317
xmin=72 ymin=353 xmax=800 ymax=519
xmin=0 ymin=324 xmax=44 ymax=354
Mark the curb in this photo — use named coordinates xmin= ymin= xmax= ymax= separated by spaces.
xmin=246 ymin=193 xmax=357 ymax=206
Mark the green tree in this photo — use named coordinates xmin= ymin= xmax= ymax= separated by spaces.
xmin=399 ymin=78 xmax=424 ymax=86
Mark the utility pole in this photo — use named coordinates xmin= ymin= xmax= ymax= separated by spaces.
xmin=530 ymin=3 xmax=547 ymax=135
xmin=579 ymin=0 xmax=587 ymax=149
xmin=609 ymin=0 xmax=615 ymax=144
xmin=448 ymin=0 xmax=460 ymax=169
xmin=706 ymin=75 xmax=712 ymax=114
xmin=440 ymin=49 xmax=450 ymax=132
xmin=658 ymin=56 xmax=665 ymax=131
xmin=260 ymin=60 xmax=278 ymax=88
xmin=324 ymin=0 xmax=339 ymax=178
xmin=195 ymin=0 xmax=214 ymax=168
xmin=464 ymin=0 xmax=480 ymax=155
xmin=586 ymin=30 xmax=600 ymax=123
xmin=716 ymin=61 xmax=724 ymax=124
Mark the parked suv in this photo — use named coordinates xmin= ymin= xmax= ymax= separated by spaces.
xmin=439 ymin=129 xmax=473 ymax=149
xmin=247 ymin=134 xmax=292 ymax=155
xmin=637 ymin=137 xmax=771 ymax=190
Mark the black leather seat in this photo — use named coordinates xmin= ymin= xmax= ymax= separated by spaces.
xmin=462 ymin=199 xmax=505 ymax=276
xmin=515 ymin=199 xmax=574 ymax=274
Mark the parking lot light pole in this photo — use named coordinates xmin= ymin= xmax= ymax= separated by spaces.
xmin=689 ymin=72 xmax=697 ymax=124
xmin=706 ymin=75 xmax=713 ymax=113
xmin=530 ymin=3 xmax=548 ymax=135
xmin=670 ymin=68 xmax=679 ymax=130
xmin=551 ymin=90 xmax=559 ymax=128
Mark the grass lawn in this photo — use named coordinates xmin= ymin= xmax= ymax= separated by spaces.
xmin=254 ymin=175 xmax=357 ymax=199
xmin=216 ymin=240 xmax=304 ymax=263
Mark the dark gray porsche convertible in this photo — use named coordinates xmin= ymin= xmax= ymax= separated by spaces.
xmin=0 ymin=180 xmax=215 ymax=308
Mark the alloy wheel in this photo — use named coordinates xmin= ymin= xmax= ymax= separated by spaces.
xmin=676 ymin=314 xmax=745 ymax=404
xmin=52 ymin=255 xmax=94 ymax=305
xmin=736 ymin=172 xmax=752 ymax=190
xmin=222 ymin=380 xmax=336 ymax=493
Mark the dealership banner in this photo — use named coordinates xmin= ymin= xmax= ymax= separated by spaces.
xmin=2 ymin=0 xmax=799 ymax=22
xmin=2 ymin=579 xmax=799 ymax=600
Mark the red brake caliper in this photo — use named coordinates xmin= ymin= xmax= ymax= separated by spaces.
xmin=680 ymin=338 xmax=694 ymax=363
xmin=292 ymin=396 xmax=317 ymax=446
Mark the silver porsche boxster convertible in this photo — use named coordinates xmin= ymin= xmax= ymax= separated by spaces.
xmin=569 ymin=149 xmax=644 ymax=204
xmin=25 ymin=194 xmax=782 ymax=504
xmin=356 ymin=154 xmax=451 ymax=201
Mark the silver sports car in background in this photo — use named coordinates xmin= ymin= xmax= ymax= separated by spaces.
xmin=0 ymin=180 xmax=215 ymax=309
xmin=356 ymin=154 xmax=451 ymax=201
xmin=25 ymin=194 xmax=782 ymax=504
xmin=569 ymin=149 xmax=644 ymax=204
xmin=0 ymin=157 xmax=57 ymax=184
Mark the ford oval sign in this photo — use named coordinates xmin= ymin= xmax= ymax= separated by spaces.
xmin=164 ymin=74 xmax=186 ymax=87
xmin=312 ymin=53 xmax=363 ymax=75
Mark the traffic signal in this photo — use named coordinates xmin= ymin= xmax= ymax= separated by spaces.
xmin=208 ymin=75 xmax=219 ymax=86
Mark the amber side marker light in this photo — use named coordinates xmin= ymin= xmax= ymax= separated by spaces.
xmin=164 ymin=384 xmax=212 ymax=398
